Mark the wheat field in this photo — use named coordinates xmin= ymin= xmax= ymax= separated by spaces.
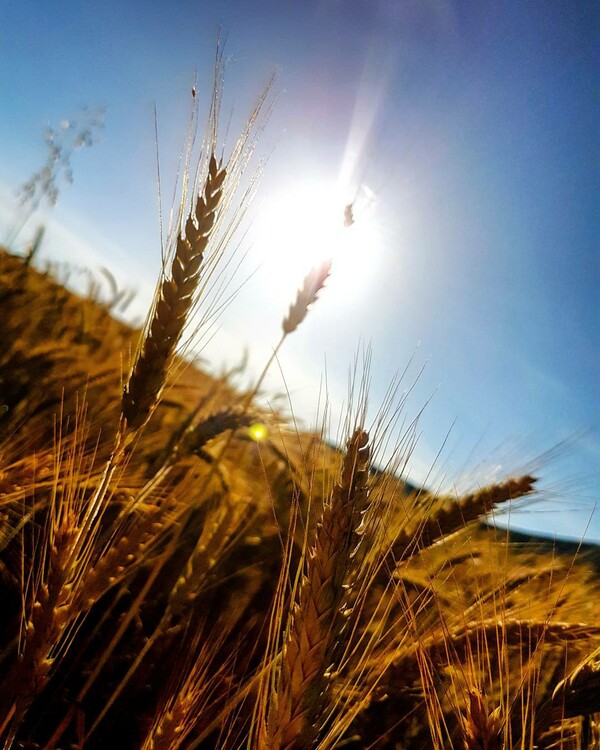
xmin=0 ymin=92 xmax=599 ymax=750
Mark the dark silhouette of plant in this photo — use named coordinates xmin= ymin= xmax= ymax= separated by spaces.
xmin=6 ymin=106 xmax=105 ymax=249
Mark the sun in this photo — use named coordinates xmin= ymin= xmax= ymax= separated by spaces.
xmin=254 ymin=177 xmax=381 ymax=303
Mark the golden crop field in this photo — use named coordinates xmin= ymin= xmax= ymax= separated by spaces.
xmin=0 ymin=103 xmax=598 ymax=749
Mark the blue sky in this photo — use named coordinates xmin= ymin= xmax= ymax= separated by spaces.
xmin=1 ymin=0 xmax=598 ymax=542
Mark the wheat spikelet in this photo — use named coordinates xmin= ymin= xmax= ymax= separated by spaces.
xmin=153 ymin=406 xmax=253 ymax=474
xmin=122 ymin=153 xmax=227 ymax=431
xmin=460 ymin=688 xmax=503 ymax=750
xmin=282 ymin=261 xmax=332 ymax=335
xmin=392 ymin=475 xmax=537 ymax=561
xmin=64 ymin=503 xmax=164 ymax=616
xmin=551 ymin=643 xmax=600 ymax=719
xmin=267 ymin=428 xmax=370 ymax=750
xmin=421 ymin=619 xmax=600 ymax=668
xmin=0 ymin=522 xmax=75 ymax=736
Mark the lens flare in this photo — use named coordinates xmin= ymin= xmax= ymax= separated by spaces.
xmin=248 ymin=422 xmax=268 ymax=442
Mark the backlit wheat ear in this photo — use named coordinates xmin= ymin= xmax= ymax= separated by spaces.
xmin=268 ymin=428 xmax=370 ymax=750
xmin=393 ymin=475 xmax=537 ymax=561
xmin=163 ymin=407 xmax=253 ymax=470
xmin=65 ymin=504 xmax=164 ymax=615
xmin=460 ymin=688 xmax=503 ymax=750
xmin=237 ymin=259 xmax=333 ymax=411
xmin=282 ymin=260 xmax=332 ymax=335
xmin=122 ymin=153 xmax=227 ymax=431
xmin=551 ymin=643 xmax=600 ymax=718
xmin=390 ymin=619 xmax=600 ymax=676
xmin=444 ymin=618 xmax=600 ymax=660
xmin=0 ymin=523 xmax=76 ymax=737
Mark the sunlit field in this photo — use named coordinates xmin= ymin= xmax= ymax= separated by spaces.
xmin=0 ymin=53 xmax=599 ymax=750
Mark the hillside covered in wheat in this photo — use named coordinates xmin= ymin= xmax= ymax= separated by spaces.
xmin=0 ymin=203 xmax=599 ymax=750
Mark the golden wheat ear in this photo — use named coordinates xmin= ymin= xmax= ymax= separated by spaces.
xmin=151 ymin=406 xmax=253 ymax=476
xmin=282 ymin=260 xmax=332 ymax=335
xmin=0 ymin=525 xmax=75 ymax=739
xmin=459 ymin=688 xmax=503 ymax=750
xmin=551 ymin=643 xmax=600 ymax=718
xmin=392 ymin=475 xmax=537 ymax=561
xmin=267 ymin=428 xmax=370 ymax=750
xmin=121 ymin=154 xmax=227 ymax=432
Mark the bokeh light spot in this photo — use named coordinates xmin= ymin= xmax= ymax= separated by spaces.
xmin=248 ymin=422 xmax=268 ymax=442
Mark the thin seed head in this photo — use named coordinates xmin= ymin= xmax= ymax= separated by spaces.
xmin=282 ymin=261 xmax=332 ymax=335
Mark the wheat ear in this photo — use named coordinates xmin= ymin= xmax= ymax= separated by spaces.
xmin=64 ymin=504 xmax=164 ymax=616
xmin=392 ymin=475 xmax=536 ymax=561
xmin=196 ymin=261 xmax=333 ymax=504
xmin=267 ymin=428 xmax=370 ymax=750
xmin=551 ymin=643 xmax=600 ymax=719
xmin=153 ymin=407 xmax=253 ymax=476
xmin=282 ymin=261 xmax=332 ymax=335
xmin=0 ymin=523 xmax=75 ymax=739
xmin=122 ymin=153 xmax=227 ymax=431
xmin=460 ymin=688 xmax=503 ymax=750
xmin=416 ymin=619 xmax=600 ymax=667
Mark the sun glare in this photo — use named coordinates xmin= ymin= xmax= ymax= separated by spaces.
xmin=255 ymin=178 xmax=381 ymax=303
xmin=248 ymin=422 xmax=268 ymax=442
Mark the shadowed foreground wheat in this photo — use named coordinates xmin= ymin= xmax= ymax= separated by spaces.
xmin=0 ymin=81 xmax=598 ymax=750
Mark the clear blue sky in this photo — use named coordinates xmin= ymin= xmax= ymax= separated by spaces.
xmin=1 ymin=0 xmax=598 ymax=542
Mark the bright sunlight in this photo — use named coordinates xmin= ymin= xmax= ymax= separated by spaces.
xmin=254 ymin=177 xmax=382 ymax=303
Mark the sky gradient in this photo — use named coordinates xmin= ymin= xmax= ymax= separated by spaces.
xmin=1 ymin=0 xmax=598 ymax=541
